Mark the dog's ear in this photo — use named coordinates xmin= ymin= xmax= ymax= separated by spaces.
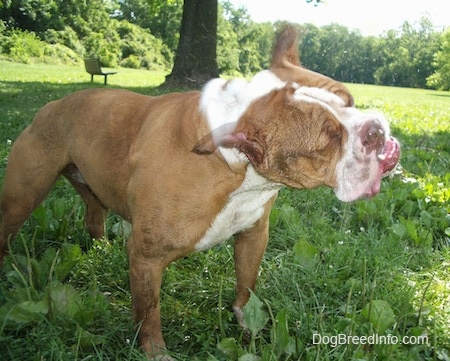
xmin=271 ymin=26 xmax=300 ymax=68
xmin=193 ymin=123 xmax=265 ymax=165
xmin=196 ymin=77 xmax=266 ymax=165
xmin=200 ymin=78 xmax=249 ymax=133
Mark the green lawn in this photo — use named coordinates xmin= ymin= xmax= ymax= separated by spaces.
xmin=0 ymin=61 xmax=449 ymax=361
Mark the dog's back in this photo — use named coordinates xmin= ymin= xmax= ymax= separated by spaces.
xmin=0 ymin=88 xmax=204 ymax=257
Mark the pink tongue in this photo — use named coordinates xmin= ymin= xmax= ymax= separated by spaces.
xmin=364 ymin=137 xmax=400 ymax=199
xmin=380 ymin=137 xmax=400 ymax=176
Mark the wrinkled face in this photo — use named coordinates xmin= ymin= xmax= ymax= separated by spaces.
xmin=196 ymin=72 xmax=400 ymax=202
xmin=195 ymin=26 xmax=400 ymax=202
xmin=275 ymin=85 xmax=401 ymax=202
xmin=235 ymin=83 xmax=349 ymax=190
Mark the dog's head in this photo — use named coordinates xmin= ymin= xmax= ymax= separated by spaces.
xmin=195 ymin=27 xmax=400 ymax=202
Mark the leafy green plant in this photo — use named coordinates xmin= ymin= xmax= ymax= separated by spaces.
xmin=0 ymin=241 xmax=108 ymax=352
xmin=121 ymin=55 xmax=142 ymax=69
xmin=116 ymin=20 xmax=173 ymax=71
xmin=213 ymin=292 xmax=296 ymax=361
xmin=1 ymin=30 xmax=45 ymax=63
xmin=83 ymin=31 xmax=121 ymax=68
xmin=27 ymin=190 xmax=89 ymax=250
xmin=361 ymin=300 xmax=396 ymax=334
xmin=0 ymin=28 xmax=82 ymax=66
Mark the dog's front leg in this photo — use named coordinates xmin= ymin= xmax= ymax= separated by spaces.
xmin=127 ymin=231 xmax=168 ymax=359
xmin=232 ymin=196 xmax=277 ymax=326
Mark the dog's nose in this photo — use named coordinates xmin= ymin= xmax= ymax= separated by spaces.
xmin=361 ymin=120 xmax=385 ymax=154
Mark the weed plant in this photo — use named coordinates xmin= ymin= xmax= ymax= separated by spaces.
xmin=0 ymin=61 xmax=448 ymax=360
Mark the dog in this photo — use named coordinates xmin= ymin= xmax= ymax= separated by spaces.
xmin=0 ymin=27 xmax=400 ymax=358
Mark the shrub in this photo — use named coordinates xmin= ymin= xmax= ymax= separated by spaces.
xmin=42 ymin=26 xmax=85 ymax=58
xmin=120 ymin=54 xmax=141 ymax=68
xmin=0 ymin=28 xmax=80 ymax=65
xmin=43 ymin=44 xmax=81 ymax=66
xmin=83 ymin=31 xmax=121 ymax=68
xmin=0 ymin=19 xmax=172 ymax=70
xmin=116 ymin=20 xmax=172 ymax=71
xmin=1 ymin=30 xmax=45 ymax=63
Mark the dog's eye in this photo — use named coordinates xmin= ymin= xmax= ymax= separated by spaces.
xmin=332 ymin=131 xmax=342 ymax=139
xmin=287 ymin=150 xmax=316 ymax=161
xmin=326 ymin=126 xmax=342 ymax=141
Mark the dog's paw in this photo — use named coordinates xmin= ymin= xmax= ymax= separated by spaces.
xmin=233 ymin=306 xmax=247 ymax=329
xmin=151 ymin=354 xmax=175 ymax=361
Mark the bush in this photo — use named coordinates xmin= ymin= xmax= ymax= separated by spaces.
xmin=120 ymin=54 xmax=141 ymax=68
xmin=43 ymin=26 xmax=85 ymax=58
xmin=43 ymin=44 xmax=81 ymax=66
xmin=116 ymin=20 xmax=172 ymax=71
xmin=0 ymin=28 xmax=81 ymax=65
xmin=83 ymin=31 xmax=121 ymax=68
xmin=0 ymin=20 xmax=173 ymax=70
xmin=141 ymin=53 xmax=170 ymax=71
xmin=0 ymin=30 xmax=45 ymax=63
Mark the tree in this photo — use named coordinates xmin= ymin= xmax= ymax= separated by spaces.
xmin=0 ymin=0 xmax=110 ymax=36
xmin=163 ymin=0 xmax=324 ymax=88
xmin=427 ymin=29 xmax=450 ymax=90
xmin=374 ymin=18 xmax=440 ymax=88
xmin=118 ymin=0 xmax=182 ymax=52
xmin=216 ymin=1 xmax=240 ymax=75
xmin=221 ymin=1 xmax=274 ymax=76
xmin=163 ymin=0 xmax=219 ymax=88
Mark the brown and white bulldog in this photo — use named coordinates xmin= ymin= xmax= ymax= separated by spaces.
xmin=0 ymin=27 xmax=400 ymax=358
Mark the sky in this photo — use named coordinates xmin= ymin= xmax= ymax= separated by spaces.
xmin=228 ymin=0 xmax=449 ymax=36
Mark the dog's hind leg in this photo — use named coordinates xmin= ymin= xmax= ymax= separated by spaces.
xmin=0 ymin=126 xmax=68 ymax=263
xmin=63 ymin=165 xmax=107 ymax=240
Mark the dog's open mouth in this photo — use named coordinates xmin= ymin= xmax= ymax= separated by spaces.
xmin=363 ymin=137 xmax=401 ymax=198
xmin=378 ymin=137 xmax=401 ymax=177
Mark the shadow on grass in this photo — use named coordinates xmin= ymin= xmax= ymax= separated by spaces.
xmin=429 ymin=92 xmax=450 ymax=98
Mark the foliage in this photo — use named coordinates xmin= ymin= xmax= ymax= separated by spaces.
xmin=42 ymin=26 xmax=85 ymax=60
xmin=374 ymin=19 xmax=440 ymax=88
xmin=120 ymin=54 xmax=141 ymax=69
xmin=116 ymin=20 xmax=173 ymax=70
xmin=220 ymin=1 xmax=274 ymax=76
xmin=295 ymin=19 xmax=443 ymax=88
xmin=0 ymin=28 xmax=79 ymax=65
xmin=427 ymin=29 xmax=450 ymax=90
xmin=299 ymin=23 xmax=354 ymax=79
xmin=0 ymin=0 xmax=173 ymax=69
xmin=83 ymin=30 xmax=121 ymax=68
xmin=1 ymin=1 xmax=449 ymax=87
xmin=116 ymin=0 xmax=183 ymax=52
xmin=0 ymin=62 xmax=448 ymax=360
xmin=0 ymin=241 xmax=110 ymax=355
xmin=217 ymin=2 xmax=241 ymax=75
xmin=1 ymin=29 xmax=45 ymax=62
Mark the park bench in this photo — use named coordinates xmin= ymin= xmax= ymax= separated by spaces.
xmin=84 ymin=58 xmax=117 ymax=85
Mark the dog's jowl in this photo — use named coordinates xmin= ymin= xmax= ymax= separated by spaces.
xmin=0 ymin=27 xmax=400 ymax=358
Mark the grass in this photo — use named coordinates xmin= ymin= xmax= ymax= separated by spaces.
xmin=0 ymin=60 xmax=449 ymax=361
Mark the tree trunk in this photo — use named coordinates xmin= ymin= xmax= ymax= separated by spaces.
xmin=163 ymin=0 xmax=219 ymax=88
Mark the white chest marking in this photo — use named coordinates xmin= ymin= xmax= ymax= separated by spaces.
xmin=195 ymin=166 xmax=280 ymax=252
